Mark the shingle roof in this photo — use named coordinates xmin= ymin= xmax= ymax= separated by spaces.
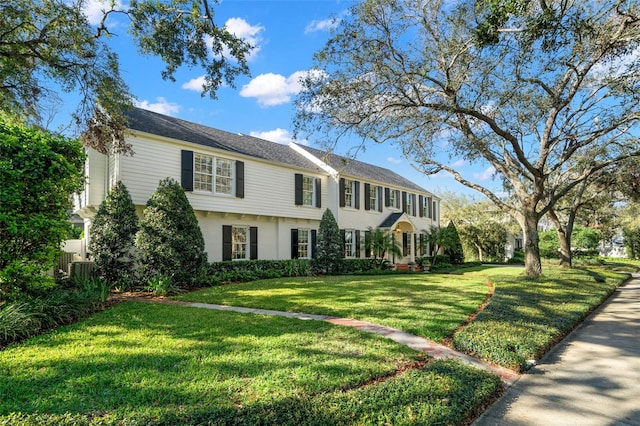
xmin=378 ymin=212 xmax=405 ymax=228
xmin=297 ymin=145 xmax=429 ymax=193
xmin=125 ymin=107 xmax=320 ymax=171
xmin=126 ymin=107 xmax=430 ymax=194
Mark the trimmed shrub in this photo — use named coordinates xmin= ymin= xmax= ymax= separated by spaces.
xmin=90 ymin=181 xmax=138 ymax=287
xmin=207 ymin=259 xmax=313 ymax=284
xmin=313 ymin=209 xmax=344 ymax=274
xmin=445 ymin=221 xmax=464 ymax=264
xmin=135 ymin=178 xmax=207 ymax=288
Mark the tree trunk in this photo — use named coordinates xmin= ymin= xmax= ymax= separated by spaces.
xmin=548 ymin=208 xmax=573 ymax=268
xmin=523 ymin=208 xmax=542 ymax=278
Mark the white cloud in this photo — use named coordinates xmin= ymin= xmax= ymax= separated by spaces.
xmin=473 ymin=166 xmax=496 ymax=181
xmin=224 ymin=17 xmax=264 ymax=61
xmin=387 ymin=156 xmax=403 ymax=164
xmin=452 ymin=159 xmax=467 ymax=167
xmin=134 ymin=97 xmax=181 ymax=116
xmin=240 ymin=70 xmax=313 ymax=107
xmin=182 ymin=76 xmax=207 ymax=92
xmin=305 ymin=17 xmax=340 ymax=34
xmin=249 ymin=128 xmax=308 ymax=145
xmin=82 ymin=0 xmax=125 ymax=26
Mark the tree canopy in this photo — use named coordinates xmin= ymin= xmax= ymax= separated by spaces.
xmin=295 ymin=0 xmax=640 ymax=277
xmin=0 ymin=0 xmax=251 ymax=154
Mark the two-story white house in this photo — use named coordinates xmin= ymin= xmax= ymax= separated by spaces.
xmin=75 ymin=107 xmax=440 ymax=266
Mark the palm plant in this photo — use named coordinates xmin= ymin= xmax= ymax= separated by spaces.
xmin=365 ymin=227 xmax=402 ymax=268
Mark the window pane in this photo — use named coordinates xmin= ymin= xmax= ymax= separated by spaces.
xmin=303 ymin=176 xmax=314 ymax=206
xmin=232 ymin=227 xmax=247 ymax=260
xmin=194 ymin=154 xmax=213 ymax=192
xmin=215 ymin=158 xmax=233 ymax=195
xmin=298 ymin=229 xmax=309 ymax=258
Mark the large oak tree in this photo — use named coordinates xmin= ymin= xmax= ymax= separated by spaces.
xmin=295 ymin=0 xmax=640 ymax=277
xmin=0 ymin=0 xmax=251 ymax=154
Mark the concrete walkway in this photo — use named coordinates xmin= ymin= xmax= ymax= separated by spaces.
xmin=123 ymin=296 xmax=520 ymax=384
xmin=473 ymin=273 xmax=640 ymax=426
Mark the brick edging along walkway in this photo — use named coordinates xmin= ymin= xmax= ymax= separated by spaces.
xmin=115 ymin=296 xmax=520 ymax=385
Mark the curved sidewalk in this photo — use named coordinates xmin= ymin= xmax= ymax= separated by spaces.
xmin=124 ymin=297 xmax=520 ymax=384
xmin=473 ymin=273 xmax=640 ymax=426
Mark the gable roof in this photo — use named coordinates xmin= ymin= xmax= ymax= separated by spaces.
xmin=126 ymin=107 xmax=431 ymax=194
xmin=125 ymin=107 xmax=320 ymax=171
xmin=297 ymin=145 xmax=429 ymax=194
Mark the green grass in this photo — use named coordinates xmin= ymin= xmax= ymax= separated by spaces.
xmin=173 ymin=274 xmax=492 ymax=341
xmin=0 ymin=301 xmax=501 ymax=425
xmin=452 ymin=259 xmax=640 ymax=371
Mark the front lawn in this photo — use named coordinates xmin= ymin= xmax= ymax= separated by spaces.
xmin=173 ymin=273 xmax=493 ymax=341
xmin=0 ymin=301 xmax=501 ymax=425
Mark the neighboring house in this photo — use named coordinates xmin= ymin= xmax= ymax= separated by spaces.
xmin=74 ymin=107 xmax=440 ymax=265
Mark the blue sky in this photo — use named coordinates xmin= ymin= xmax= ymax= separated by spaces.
xmin=64 ymin=0 xmax=501 ymax=198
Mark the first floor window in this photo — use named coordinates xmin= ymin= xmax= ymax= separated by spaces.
xmin=298 ymin=229 xmax=310 ymax=258
xmin=232 ymin=226 xmax=248 ymax=260
xmin=344 ymin=229 xmax=356 ymax=258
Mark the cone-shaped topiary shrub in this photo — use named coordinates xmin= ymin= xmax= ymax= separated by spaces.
xmin=90 ymin=181 xmax=138 ymax=286
xmin=135 ymin=178 xmax=206 ymax=288
xmin=313 ymin=208 xmax=344 ymax=274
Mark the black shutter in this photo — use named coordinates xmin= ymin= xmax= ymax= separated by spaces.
xmin=294 ymin=173 xmax=303 ymax=205
xmin=364 ymin=183 xmax=371 ymax=210
xmin=433 ymin=201 xmax=438 ymax=221
xmin=354 ymin=181 xmax=360 ymax=209
xmin=222 ymin=225 xmax=232 ymax=261
xmin=377 ymin=186 xmax=383 ymax=212
xmin=355 ymin=230 xmax=361 ymax=258
xmin=235 ymin=161 xmax=244 ymax=198
xmin=291 ymin=229 xmax=299 ymax=259
xmin=402 ymin=191 xmax=407 ymax=213
xmin=339 ymin=178 xmax=346 ymax=207
xmin=315 ymin=178 xmax=321 ymax=208
xmin=418 ymin=196 xmax=424 ymax=217
xmin=311 ymin=230 xmax=317 ymax=259
xmin=364 ymin=230 xmax=371 ymax=258
xmin=411 ymin=194 xmax=417 ymax=216
xmin=181 ymin=150 xmax=194 ymax=191
xmin=250 ymin=226 xmax=258 ymax=260
xmin=384 ymin=187 xmax=390 ymax=207
xmin=427 ymin=197 xmax=433 ymax=219
xmin=402 ymin=232 xmax=408 ymax=256
xmin=340 ymin=229 xmax=346 ymax=255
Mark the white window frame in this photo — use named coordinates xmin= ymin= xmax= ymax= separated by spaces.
xmin=369 ymin=185 xmax=379 ymax=211
xmin=298 ymin=229 xmax=310 ymax=259
xmin=344 ymin=179 xmax=355 ymax=208
xmin=232 ymin=226 xmax=249 ymax=260
xmin=389 ymin=189 xmax=400 ymax=209
xmin=406 ymin=193 xmax=414 ymax=215
xmin=344 ymin=229 xmax=356 ymax=258
xmin=302 ymin=176 xmax=315 ymax=207
xmin=194 ymin=153 xmax=234 ymax=196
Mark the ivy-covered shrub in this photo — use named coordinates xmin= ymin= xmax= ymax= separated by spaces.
xmin=313 ymin=209 xmax=344 ymax=274
xmin=0 ymin=117 xmax=84 ymax=300
xmin=135 ymin=178 xmax=207 ymax=288
xmin=89 ymin=181 xmax=138 ymax=288
xmin=623 ymin=225 xmax=640 ymax=259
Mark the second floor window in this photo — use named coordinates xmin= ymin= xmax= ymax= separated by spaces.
xmin=406 ymin=192 xmax=414 ymax=216
xmin=389 ymin=189 xmax=400 ymax=209
xmin=302 ymin=176 xmax=315 ymax=206
xmin=194 ymin=153 xmax=234 ymax=195
xmin=369 ymin=185 xmax=378 ymax=211
xmin=344 ymin=179 xmax=355 ymax=207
